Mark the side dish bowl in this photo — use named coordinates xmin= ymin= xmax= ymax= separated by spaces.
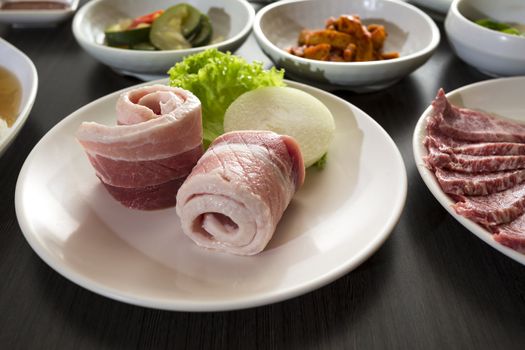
xmin=409 ymin=0 xmax=452 ymax=14
xmin=253 ymin=0 xmax=440 ymax=92
xmin=0 ymin=0 xmax=79 ymax=27
xmin=0 ymin=38 xmax=38 ymax=157
xmin=445 ymin=0 xmax=525 ymax=77
xmin=72 ymin=0 xmax=255 ymax=79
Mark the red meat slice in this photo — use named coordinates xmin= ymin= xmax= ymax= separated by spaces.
xmin=493 ymin=215 xmax=525 ymax=253
xmin=452 ymin=183 xmax=525 ymax=227
xmin=434 ymin=168 xmax=525 ymax=196
xmin=431 ymin=89 xmax=525 ymax=143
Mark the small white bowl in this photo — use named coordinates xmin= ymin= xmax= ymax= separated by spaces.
xmin=253 ymin=0 xmax=440 ymax=92
xmin=0 ymin=0 xmax=79 ymax=27
xmin=445 ymin=0 xmax=525 ymax=77
xmin=72 ymin=0 xmax=255 ymax=79
xmin=410 ymin=0 xmax=452 ymax=14
xmin=0 ymin=38 xmax=38 ymax=157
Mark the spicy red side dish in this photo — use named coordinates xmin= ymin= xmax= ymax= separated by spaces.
xmin=288 ymin=14 xmax=399 ymax=62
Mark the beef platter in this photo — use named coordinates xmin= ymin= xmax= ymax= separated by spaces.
xmin=424 ymin=89 xmax=525 ymax=254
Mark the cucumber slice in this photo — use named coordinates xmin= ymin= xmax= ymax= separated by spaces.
xmin=179 ymin=4 xmax=203 ymax=38
xmin=105 ymin=25 xmax=151 ymax=47
xmin=131 ymin=42 xmax=157 ymax=51
xmin=105 ymin=19 xmax=133 ymax=33
xmin=149 ymin=3 xmax=203 ymax=50
xmin=190 ymin=15 xmax=212 ymax=47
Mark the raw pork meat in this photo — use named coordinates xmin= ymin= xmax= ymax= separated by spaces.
xmin=76 ymin=85 xmax=203 ymax=210
xmin=176 ymin=131 xmax=305 ymax=255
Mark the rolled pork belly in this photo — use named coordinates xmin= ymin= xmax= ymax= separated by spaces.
xmin=76 ymin=85 xmax=203 ymax=210
xmin=176 ymin=130 xmax=305 ymax=255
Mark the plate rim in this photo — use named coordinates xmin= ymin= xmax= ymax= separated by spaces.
xmin=0 ymin=38 xmax=38 ymax=157
xmin=412 ymin=76 xmax=525 ymax=266
xmin=15 ymin=78 xmax=408 ymax=311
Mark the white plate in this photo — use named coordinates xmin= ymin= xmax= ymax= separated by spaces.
xmin=413 ymin=76 xmax=525 ymax=266
xmin=15 ymin=79 xmax=407 ymax=311
xmin=0 ymin=38 xmax=38 ymax=157
xmin=0 ymin=0 xmax=79 ymax=27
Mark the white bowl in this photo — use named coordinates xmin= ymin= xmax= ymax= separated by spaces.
xmin=410 ymin=0 xmax=452 ymax=14
xmin=72 ymin=0 xmax=255 ymax=79
xmin=253 ymin=0 xmax=440 ymax=92
xmin=0 ymin=38 xmax=38 ymax=157
xmin=0 ymin=0 xmax=79 ymax=27
xmin=445 ymin=0 xmax=525 ymax=77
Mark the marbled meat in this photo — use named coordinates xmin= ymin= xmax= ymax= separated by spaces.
xmin=424 ymin=89 xmax=525 ymax=254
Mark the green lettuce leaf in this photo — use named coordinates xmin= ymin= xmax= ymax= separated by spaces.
xmin=168 ymin=49 xmax=285 ymax=146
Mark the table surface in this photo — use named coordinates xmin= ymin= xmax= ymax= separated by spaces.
xmin=1 ymin=2 xmax=524 ymax=349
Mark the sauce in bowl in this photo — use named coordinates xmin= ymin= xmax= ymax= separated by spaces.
xmin=0 ymin=66 xmax=22 ymax=127
xmin=0 ymin=1 xmax=69 ymax=10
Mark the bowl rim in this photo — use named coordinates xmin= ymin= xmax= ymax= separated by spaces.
xmin=449 ymin=0 xmax=525 ymax=42
xmin=0 ymin=37 xmax=38 ymax=157
xmin=253 ymin=0 xmax=441 ymax=67
xmin=72 ymin=0 xmax=255 ymax=56
xmin=0 ymin=0 xmax=79 ymax=14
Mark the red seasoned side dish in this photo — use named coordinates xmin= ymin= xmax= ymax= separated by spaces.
xmin=424 ymin=89 xmax=525 ymax=254
xmin=288 ymin=14 xmax=399 ymax=62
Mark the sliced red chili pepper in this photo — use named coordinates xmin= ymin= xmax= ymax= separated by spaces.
xmin=129 ymin=10 xmax=164 ymax=28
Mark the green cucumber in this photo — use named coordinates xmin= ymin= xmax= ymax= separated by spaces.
xmin=179 ymin=4 xmax=204 ymax=38
xmin=105 ymin=25 xmax=151 ymax=47
xmin=149 ymin=3 xmax=203 ymax=50
xmin=190 ymin=15 xmax=212 ymax=47
xmin=131 ymin=42 xmax=157 ymax=51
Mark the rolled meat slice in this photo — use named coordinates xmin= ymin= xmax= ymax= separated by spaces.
xmin=76 ymin=84 xmax=203 ymax=210
xmin=176 ymin=131 xmax=305 ymax=255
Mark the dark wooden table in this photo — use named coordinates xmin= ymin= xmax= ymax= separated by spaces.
xmin=1 ymin=2 xmax=524 ymax=349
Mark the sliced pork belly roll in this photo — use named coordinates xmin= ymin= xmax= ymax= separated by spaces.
xmin=176 ymin=131 xmax=305 ymax=255
xmin=76 ymin=85 xmax=203 ymax=210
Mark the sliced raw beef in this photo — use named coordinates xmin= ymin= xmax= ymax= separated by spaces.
xmin=426 ymin=145 xmax=525 ymax=173
xmin=425 ymin=127 xmax=525 ymax=156
xmin=430 ymin=89 xmax=525 ymax=143
xmin=76 ymin=85 xmax=203 ymax=210
xmin=452 ymin=183 xmax=525 ymax=227
xmin=176 ymin=131 xmax=305 ymax=255
xmin=434 ymin=168 xmax=525 ymax=196
xmin=425 ymin=89 xmax=525 ymax=255
xmin=492 ymin=215 xmax=525 ymax=253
